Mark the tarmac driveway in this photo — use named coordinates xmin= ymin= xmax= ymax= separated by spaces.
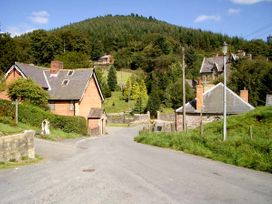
xmin=0 ymin=126 xmax=271 ymax=204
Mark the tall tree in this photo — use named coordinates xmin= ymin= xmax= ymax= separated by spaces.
xmin=146 ymin=84 xmax=161 ymax=117
xmin=8 ymin=78 xmax=49 ymax=110
xmin=107 ymin=65 xmax=117 ymax=91
xmin=0 ymin=33 xmax=17 ymax=73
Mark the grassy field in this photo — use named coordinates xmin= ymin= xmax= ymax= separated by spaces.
xmin=103 ymin=69 xmax=133 ymax=86
xmin=103 ymin=91 xmax=136 ymax=113
xmin=0 ymin=122 xmax=82 ymax=141
xmin=135 ymin=106 xmax=272 ymax=173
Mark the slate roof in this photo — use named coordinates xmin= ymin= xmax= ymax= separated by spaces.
xmin=176 ymin=83 xmax=254 ymax=114
xmin=200 ymin=56 xmax=231 ymax=74
xmin=15 ymin=62 xmax=49 ymax=89
xmin=7 ymin=62 xmax=103 ymax=101
xmin=88 ymin=108 xmax=104 ymax=119
xmin=44 ymin=69 xmax=93 ymax=100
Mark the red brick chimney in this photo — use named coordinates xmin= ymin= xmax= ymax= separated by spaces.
xmin=196 ymin=79 xmax=203 ymax=111
xmin=50 ymin=61 xmax=63 ymax=74
xmin=240 ymin=89 xmax=248 ymax=103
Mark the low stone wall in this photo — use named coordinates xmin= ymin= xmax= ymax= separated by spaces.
xmin=176 ymin=113 xmax=222 ymax=131
xmin=0 ymin=130 xmax=35 ymax=162
xmin=158 ymin=113 xmax=175 ymax=122
xmin=107 ymin=112 xmax=150 ymax=124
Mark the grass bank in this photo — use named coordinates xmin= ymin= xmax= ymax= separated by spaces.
xmin=135 ymin=106 xmax=272 ymax=173
xmin=0 ymin=155 xmax=42 ymax=170
xmin=0 ymin=122 xmax=82 ymax=141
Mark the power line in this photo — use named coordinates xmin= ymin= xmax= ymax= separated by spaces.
xmin=244 ymin=23 xmax=272 ymax=38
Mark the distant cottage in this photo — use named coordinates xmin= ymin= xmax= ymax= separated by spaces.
xmin=200 ymin=55 xmax=238 ymax=82
xmin=96 ymin=55 xmax=114 ymax=65
xmin=175 ymin=82 xmax=254 ymax=131
xmin=1 ymin=61 xmax=106 ymax=135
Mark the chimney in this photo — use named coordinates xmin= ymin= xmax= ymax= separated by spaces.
xmin=240 ymin=89 xmax=248 ymax=103
xmin=50 ymin=60 xmax=63 ymax=74
xmin=196 ymin=79 xmax=203 ymax=111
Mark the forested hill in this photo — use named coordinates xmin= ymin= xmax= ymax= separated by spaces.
xmin=57 ymin=14 xmax=241 ymax=53
xmin=1 ymin=14 xmax=271 ymax=74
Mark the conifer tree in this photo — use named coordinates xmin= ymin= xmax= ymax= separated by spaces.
xmin=146 ymin=84 xmax=161 ymax=117
xmin=107 ymin=65 xmax=117 ymax=91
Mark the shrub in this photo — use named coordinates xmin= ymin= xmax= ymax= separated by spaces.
xmin=0 ymin=99 xmax=87 ymax=135
xmin=52 ymin=115 xmax=87 ymax=135
xmin=8 ymin=78 xmax=49 ymax=110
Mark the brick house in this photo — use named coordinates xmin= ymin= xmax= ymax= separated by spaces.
xmin=1 ymin=61 xmax=106 ymax=135
xmin=175 ymin=82 xmax=254 ymax=131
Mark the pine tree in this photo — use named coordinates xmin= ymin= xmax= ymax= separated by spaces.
xmin=107 ymin=65 xmax=117 ymax=91
xmin=146 ymin=84 xmax=161 ymax=117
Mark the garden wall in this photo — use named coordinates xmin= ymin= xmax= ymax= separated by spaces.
xmin=0 ymin=130 xmax=35 ymax=162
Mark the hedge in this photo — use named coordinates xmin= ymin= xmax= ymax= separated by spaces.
xmin=0 ymin=99 xmax=87 ymax=135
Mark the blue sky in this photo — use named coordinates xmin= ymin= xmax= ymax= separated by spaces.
xmin=1 ymin=0 xmax=272 ymax=40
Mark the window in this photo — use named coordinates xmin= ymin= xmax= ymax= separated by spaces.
xmin=67 ymin=70 xmax=74 ymax=76
xmin=49 ymin=103 xmax=55 ymax=111
xmin=62 ymin=79 xmax=69 ymax=86
xmin=69 ymin=101 xmax=75 ymax=111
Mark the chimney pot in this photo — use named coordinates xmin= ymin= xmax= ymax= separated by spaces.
xmin=196 ymin=82 xmax=203 ymax=111
xmin=50 ymin=60 xmax=63 ymax=74
xmin=240 ymin=89 xmax=248 ymax=103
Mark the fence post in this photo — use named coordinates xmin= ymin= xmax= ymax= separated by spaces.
xmin=249 ymin=125 xmax=253 ymax=139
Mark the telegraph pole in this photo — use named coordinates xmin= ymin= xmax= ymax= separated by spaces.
xmin=182 ymin=47 xmax=186 ymax=131
xmin=223 ymin=42 xmax=228 ymax=141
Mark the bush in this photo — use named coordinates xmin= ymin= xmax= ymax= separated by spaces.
xmin=0 ymin=99 xmax=87 ymax=135
xmin=52 ymin=115 xmax=87 ymax=135
xmin=8 ymin=78 xmax=49 ymax=110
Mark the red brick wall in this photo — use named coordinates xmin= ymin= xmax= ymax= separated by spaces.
xmin=5 ymin=69 xmax=22 ymax=86
xmin=79 ymin=77 xmax=102 ymax=119
xmin=50 ymin=101 xmax=74 ymax=116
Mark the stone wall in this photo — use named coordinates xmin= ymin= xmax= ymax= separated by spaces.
xmin=176 ymin=113 xmax=222 ymax=131
xmin=0 ymin=130 xmax=35 ymax=162
xmin=107 ymin=112 xmax=150 ymax=124
xmin=157 ymin=113 xmax=175 ymax=122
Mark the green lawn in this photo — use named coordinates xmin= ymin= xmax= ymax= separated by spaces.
xmin=0 ymin=122 xmax=82 ymax=141
xmin=135 ymin=106 xmax=272 ymax=173
xmin=103 ymin=69 xmax=133 ymax=86
xmin=103 ymin=91 xmax=136 ymax=113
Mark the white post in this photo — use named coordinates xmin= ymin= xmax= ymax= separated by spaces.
xmin=15 ymin=99 xmax=18 ymax=125
xmin=223 ymin=42 xmax=228 ymax=141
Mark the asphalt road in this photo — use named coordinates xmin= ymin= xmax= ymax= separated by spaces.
xmin=0 ymin=126 xmax=271 ymax=204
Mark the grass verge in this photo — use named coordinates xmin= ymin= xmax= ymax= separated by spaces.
xmin=0 ymin=122 xmax=82 ymax=141
xmin=135 ymin=106 xmax=272 ymax=173
xmin=0 ymin=155 xmax=42 ymax=170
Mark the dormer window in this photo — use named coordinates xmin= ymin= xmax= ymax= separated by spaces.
xmin=67 ymin=70 xmax=74 ymax=76
xmin=62 ymin=79 xmax=69 ymax=86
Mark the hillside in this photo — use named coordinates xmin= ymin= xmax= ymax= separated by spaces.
xmin=1 ymin=14 xmax=271 ymax=111
xmin=135 ymin=106 xmax=272 ymax=172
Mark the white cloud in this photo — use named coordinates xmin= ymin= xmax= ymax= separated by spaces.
xmin=6 ymin=26 xmax=36 ymax=37
xmin=29 ymin=11 xmax=49 ymax=24
xmin=230 ymin=0 xmax=272 ymax=4
xmin=194 ymin=15 xmax=221 ymax=23
xmin=228 ymin=8 xmax=240 ymax=15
